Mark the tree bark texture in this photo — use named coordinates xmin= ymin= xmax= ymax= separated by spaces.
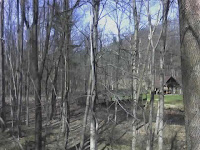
xmin=178 ymin=0 xmax=200 ymax=149
xmin=0 ymin=0 xmax=6 ymax=131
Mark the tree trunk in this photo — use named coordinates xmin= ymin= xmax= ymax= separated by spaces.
xmin=89 ymin=1 xmax=100 ymax=149
xmin=79 ymin=72 xmax=92 ymax=150
xmin=157 ymin=1 xmax=169 ymax=150
xmin=50 ymin=56 xmax=61 ymax=120
xmin=25 ymin=72 xmax=30 ymax=126
xmin=17 ymin=0 xmax=24 ymax=138
xmin=178 ymin=0 xmax=200 ymax=149
xmin=31 ymin=0 xmax=42 ymax=149
xmin=146 ymin=0 xmax=155 ymax=149
xmin=0 ymin=0 xmax=6 ymax=131
xmin=23 ymin=0 xmax=30 ymax=127
xmin=79 ymin=37 xmax=91 ymax=150
xmin=132 ymin=0 xmax=139 ymax=149
xmin=61 ymin=1 xmax=71 ymax=149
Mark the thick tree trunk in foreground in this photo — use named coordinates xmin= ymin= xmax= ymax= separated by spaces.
xmin=0 ymin=0 xmax=6 ymax=131
xmin=31 ymin=0 xmax=42 ymax=149
xmin=178 ymin=0 xmax=200 ymax=149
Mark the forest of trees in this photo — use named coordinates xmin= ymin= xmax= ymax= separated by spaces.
xmin=0 ymin=0 xmax=199 ymax=150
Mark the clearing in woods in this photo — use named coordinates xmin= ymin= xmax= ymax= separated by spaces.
xmin=0 ymin=94 xmax=185 ymax=150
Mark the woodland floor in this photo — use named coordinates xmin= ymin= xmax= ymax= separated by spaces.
xmin=0 ymin=94 xmax=185 ymax=150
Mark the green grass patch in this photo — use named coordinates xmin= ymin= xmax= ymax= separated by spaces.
xmin=164 ymin=94 xmax=183 ymax=103
xmin=110 ymin=92 xmax=183 ymax=109
xmin=164 ymin=94 xmax=183 ymax=109
xmin=142 ymin=94 xmax=159 ymax=101
xmin=143 ymin=94 xmax=183 ymax=102
xmin=144 ymin=94 xmax=183 ymax=109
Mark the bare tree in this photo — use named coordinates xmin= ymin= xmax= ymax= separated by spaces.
xmin=178 ymin=0 xmax=200 ymax=149
xmin=146 ymin=0 xmax=155 ymax=149
xmin=16 ymin=0 xmax=24 ymax=138
xmin=79 ymin=37 xmax=91 ymax=150
xmin=61 ymin=1 xmax=71 ymax=145
xmin=30 ymin=0 xmax=42 ymax=149
xmin=157 ymin=0 xmax=170 ymax=149
xmin=58 ymin=1 xmax=81 ymax=149
xmin=131 ymin=0 xmax=139 ymax=149
xmin=6 ymin=0 xmax=15 ymax=133
xmin=108 ymin=0 xmax=125 ymax=124
xmin=145 ymin=1 xmax=162 ymax=149
xmin=89 ymin=0 xmax=100 ymax=149
xmin=21 ymin=0 xmax=31 ymax=127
